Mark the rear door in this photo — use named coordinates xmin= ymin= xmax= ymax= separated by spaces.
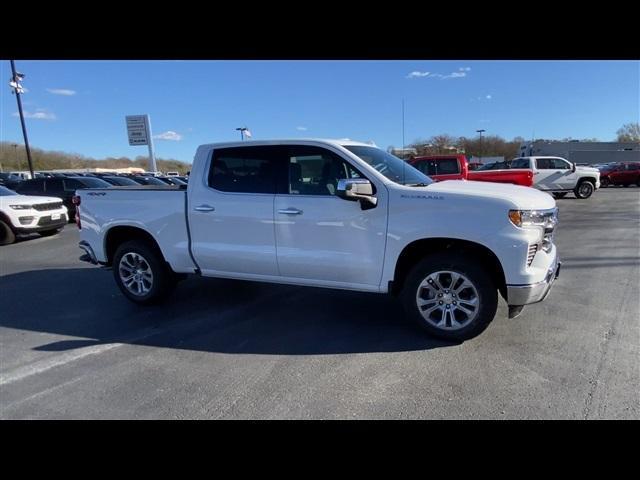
xmin=188 ymin=145 xmax=282 ymax=277
xmin=273 ymin=145 xmax=387 ymax=287
xmin=534 ymin=158 xmax=572 ymax=190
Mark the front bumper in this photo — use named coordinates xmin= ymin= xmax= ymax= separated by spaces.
xmin=507 ymin=254 xmax=561 ymax=306
xmin=15 ymin=214 xmax=67 ymax=233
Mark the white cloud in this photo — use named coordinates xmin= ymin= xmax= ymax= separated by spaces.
xmin=486 ymin=94 xmax=492 ymax=100
xmin=13 ymin=109 xmax=56 ymax=120
xmin=406 ymin=71 xmax=430 ymax=78
xmin=407 ymin=67 xmax=470 ymax=80
xmin=296 ymin=126 xmax=308 ymax=131
xmin=153 ymin=131 xmax=183 ymax=141
xmin=47 ymin=88 xmax=76 ymax=96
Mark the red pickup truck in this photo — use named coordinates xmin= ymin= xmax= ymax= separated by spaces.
xmin=408 ymin=155 xmax=534 ymax=187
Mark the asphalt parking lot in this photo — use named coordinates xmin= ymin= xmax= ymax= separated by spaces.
xmin=1 ymin=187 xmax=638 ymax=419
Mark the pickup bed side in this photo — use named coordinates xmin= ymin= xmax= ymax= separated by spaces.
xmin=77 ymin=187 xmax=198 ymax=273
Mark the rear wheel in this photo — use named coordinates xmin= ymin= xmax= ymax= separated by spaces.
xmin=400 ymin=253 xmax=498 ymax=341
xmin=552 ymin=192 xmax=568 ymax=199
xmin=574 ymin=180 xmax=594 ymax=199
xmin=0 ymin=220 xmax=16 ymax=246
xmin=113 ymin=240 xmax=176 ymax=305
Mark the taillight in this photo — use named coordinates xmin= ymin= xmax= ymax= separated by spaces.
xmin=72 ymin=195 xmax=81 ymax=229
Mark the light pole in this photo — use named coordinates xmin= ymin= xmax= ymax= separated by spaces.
xmin=9 ymin=60 xmax=35 ymax=178
xmin=236 ymin=127 xmax=250 ymax=141
xmin=476 ymin=129 xmax=486 ymax=164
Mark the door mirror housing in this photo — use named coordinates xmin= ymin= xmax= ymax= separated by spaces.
xmin=336 ymin=178 xmax=377 ymax=207
xmin=571 ymin=162 xmax=576 ymax=173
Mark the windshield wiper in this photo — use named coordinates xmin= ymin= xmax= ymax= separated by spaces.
xmin=407 ymin=182 xmax=430 ymax=187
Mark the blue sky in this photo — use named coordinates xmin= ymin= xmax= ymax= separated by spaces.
xmin=1 ymin=60 xmax=638 ymax=164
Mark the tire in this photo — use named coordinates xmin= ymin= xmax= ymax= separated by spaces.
xmin=39 ymin=228 xmax=62 ymax=237
xmin=636 ymin=179 xmax=640 ymax=187
xmin=0 ymin=220 xmax=16 ymax=246
xmin=112 ymin=240 xmax=176 ymax=305
xmin=600 ymin=177 xmax=610 ymax=188
xmin=400 ymin=252 xmax=498 ymax=341
xmin=574 ymin=180 xmax=595 ymax=199
xmin=552 ymin=192 xmax=568 ymax=199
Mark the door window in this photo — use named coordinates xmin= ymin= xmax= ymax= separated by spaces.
xmin=434 ymin=158 xmax=459 ymax=174
xmin=286 ymin=146 xmax=363 ymax=196
xmin=510 ymin=158 xmax=530 ymax=169
xmin=208 ymin=146 xmax=282 ymax=194
xmin=551 ymin=158 xmax=571 ymax=170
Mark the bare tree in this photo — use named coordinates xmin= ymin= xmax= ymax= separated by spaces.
xmin=616 ymin=123 xmax=640 ymax=142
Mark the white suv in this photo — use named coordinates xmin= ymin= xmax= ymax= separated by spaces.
xmin=0 ymin=186 xmax=68 ymax=245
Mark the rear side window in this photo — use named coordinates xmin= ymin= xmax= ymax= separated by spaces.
xmin=535 ymin=158 xmax=554 ymax=169
xmin=413 ymin=160 xmax=437 ymax=176
xmin=511 ymin=158 xmax=530 ymax=169
xmin=209 ymin=146 xmax=282 ymax=194
xmin=435 ymin=158 xmax=459 ymax=174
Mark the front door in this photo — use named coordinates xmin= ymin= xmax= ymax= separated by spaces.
xmin=535 ymin=158 xmax=574 ymax=190
xmin=274 ymin=145 xmax=387 ymax=288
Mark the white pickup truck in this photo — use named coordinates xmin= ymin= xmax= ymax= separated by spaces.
xmin=76 ymin=139 xmax=561 ymax=340
xmin=509 ymin=156 xmax=600 ymax=199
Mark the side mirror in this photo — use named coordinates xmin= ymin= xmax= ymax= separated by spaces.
xmin=336 ymin=178 xmax=377 ymax=207
xmin=571 ymin=163 xmax=576 ymax=173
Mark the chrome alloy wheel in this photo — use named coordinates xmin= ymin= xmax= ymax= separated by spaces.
xmin=415 ymin=270 xmax=480 ymax=330
xmin=578 ymin=182 xmax=593 ymax=197
xmin=118 ymin=252 xmax=154 ymax=296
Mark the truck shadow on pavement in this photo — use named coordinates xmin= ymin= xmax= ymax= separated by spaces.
xmin=1 ymin=268 xmax=458 ymax=356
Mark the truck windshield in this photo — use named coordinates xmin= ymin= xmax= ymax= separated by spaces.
xmin=343 ymin=146 xmax=433 ymax=186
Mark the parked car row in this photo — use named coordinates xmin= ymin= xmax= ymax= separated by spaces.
xmin=596 ymin=162 xmax=640 ymax=187
xmin=407 ymin=154 xmax=601 ymax=199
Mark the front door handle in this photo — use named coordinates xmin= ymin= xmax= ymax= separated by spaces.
xmin=195 ymin=204 xmax=215 ymax=212
xmin=278 ymin=208 xmax=303 ymax=215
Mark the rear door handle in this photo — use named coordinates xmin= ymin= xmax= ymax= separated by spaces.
xmin=278 ymin=208 xmax=303 ymax=215
xmin=195 ymin=204 xmax=215 ymax=212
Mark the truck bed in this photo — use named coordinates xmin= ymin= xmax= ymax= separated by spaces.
xmin=76 ymin=186 xmax=197 ymax=273
xmin=467 ymin=168 xmax=533 ymax=187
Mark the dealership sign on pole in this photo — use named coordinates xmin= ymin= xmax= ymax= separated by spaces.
xmin=126 ymin=114 xmax=157 ymax=172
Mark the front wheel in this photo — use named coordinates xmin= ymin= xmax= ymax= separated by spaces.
xmin=0 ymin=220 xmax=16 ymax=246
xmin=574 ymin=180 xmax=595 ymax=199
xmin=400 ymin=253 xmax=498 ymax=341
xmin=113 ymin=240 xmax=176 ymax=305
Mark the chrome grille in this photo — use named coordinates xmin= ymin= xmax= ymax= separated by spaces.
xmin=527 ymin=244 xmax=538 ymax=266
xmin=33 ymin=202 xmax=63 ymax=211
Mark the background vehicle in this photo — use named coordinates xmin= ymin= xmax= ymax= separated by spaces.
xmin=157 ymin=176 xmax=188 ymax=186
xmin=76 ymin=139 xmax=560 ymax=342
xmin=166 ymin=171 xmax=180 ymax=177
xmin=409 ymin=155 xmax=533 ymax=186
xmin=0 ymin=173 xmax=23 ymax=191
xmin=15 ymin=176 xmax=112 ymax=222
xmin=509 ymin=156 xmax=600 ymax=199
xmin=99 ymin=176 xmax=142 ymax=187
xmin=0 ymin=185 xmax=68 ymax=245
xmin=127 ymin=175 xmax=172 ymax=186
xmin=599 ymin=162 xmax=640 ymax=187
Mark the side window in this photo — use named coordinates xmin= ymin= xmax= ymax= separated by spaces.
xmin=63 ymin=179 xmax=82 ymax=191
xmin=552 ymin=158 xmax=570 ymax=170
xmin=435 ymin=158 xmax=460 ymax=174
xmin=46 ymin=179 xmax=64 ymax=193
xmin=511 ymin=158 xmax=530 ymax=169
xmin=208 ymin=146 xmax=281 ymax=194
xmin=536 ymin=158 xmax=553 ymax=170
xmin=413 ymin=161 xmax=436 ymax=176
xmin=287 ymin=146 xmax=363 ymax=196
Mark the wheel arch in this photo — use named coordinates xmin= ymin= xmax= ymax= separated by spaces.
xmin=104 ymin=225 xmax=166 ymax=267
xmin=391 ymin=237 xmax=507 ymax=300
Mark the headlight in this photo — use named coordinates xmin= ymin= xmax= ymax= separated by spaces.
xmin=508 ymin=210 xmax=552 ymax=228
xmin=9 ymin=204 xmax=32 ymax=210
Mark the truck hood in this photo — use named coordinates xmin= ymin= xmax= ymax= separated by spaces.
xmin=0 ymin=194 xmax=65 ymax=206
xmin=576 ymin=166 xmax=600 ymax=175
xmin=423 ymin=180 xmax=556 ymax=210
